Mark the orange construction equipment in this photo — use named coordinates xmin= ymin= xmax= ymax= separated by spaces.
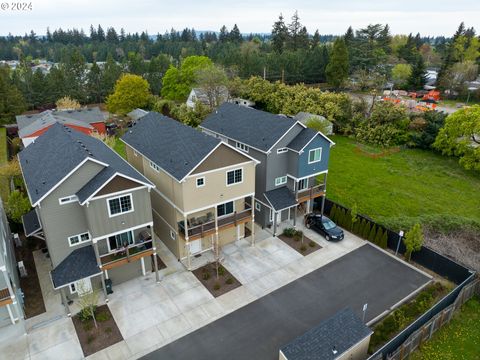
xmin=423 ymin=90 xmax=440 ymax=102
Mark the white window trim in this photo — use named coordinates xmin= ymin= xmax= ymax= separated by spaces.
xmin=298 ymin=178 xmax=308 ymax=191
xmin=133 ymin=150 xmax=139 ymax=157
xmin=236 ymin=142 xmax=249 ymax=153
xmin=277 ymin=148 xmax=288 ymax=154
xmin=106 ymin=230 xmax=134 ymax=253
xmin=69 ymin=283 xmax=77 ymax=294
xmin=255 ymin=202 xmax=261 ymax=211
xmin=196 ymin=177 xmax=205 ymax=188
xmin=170 ymin=230 xmax=176 ymax=240
xmin=68 ymin=232 xmax=91 ymax=247
xmin=107 ymin=193 xmax=134 ymax=218
xmin=59 ymin=195 xmax=79 ymax=205
xmin=226 ymin=167 xmax=243 ymax=187
xmin=149 ymin=161 xmax=160 ymax=172
xmin=308 ymin=148 xmax=322 ymax=164
xmin=275 ymin=176 xmax=287 ymax=187
xmin=217 ymin=201 xmax=235 ymax=218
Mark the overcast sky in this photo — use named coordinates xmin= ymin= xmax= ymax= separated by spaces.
xmin=0 ymin=0 xmax=479 ymax=37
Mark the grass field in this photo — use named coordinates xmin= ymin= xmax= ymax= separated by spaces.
xmin=327 ymin=136 xmax=480 ymax=230
xmin=0 ymin=128 xmax=9 ymax=201
xmin=410 ymin=297 xmax=480 ymax=360
xmin=113 ymin=137 xmax=126 ymax=159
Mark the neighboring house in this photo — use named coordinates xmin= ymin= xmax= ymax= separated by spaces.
xmin=294 ymin=112 xmax=334 ymax=135
xmin=19 ymin=123 xmax=156 ymax=313
xmin=127 ymin=108 xmax=149 ymax=121
xmin=186 ymin=86 xmax=229 ymax=109
xmin=201 ymin=103 xmax=334 ymax=235
xmin=229 ymin=98 xmax=255 ymax=108
xmin=16 ymin=107 xmax=107 ymax=147
xmin=0 ymin=200 xmax=24 ymax=330
xmin=121 ymin=112 xmax=258 ymax=269
xmin=279 ymin=308 xmax=372 ymax=360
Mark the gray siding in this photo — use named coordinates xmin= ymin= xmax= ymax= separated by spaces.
xmin=297 ymin=135 xmax=331 ymax=178
xmin=86 ymin=188 xmax=153 ymax=239
xmin=38 ymin=160 xmax=104 ymax=267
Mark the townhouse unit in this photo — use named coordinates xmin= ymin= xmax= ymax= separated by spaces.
xmin=121 ymin=112 xmax=258 ymax=269
xmin=19 ymin=123 xmax=156 ymax=310
xmin=0 ymin=200 xmax=24 ymax=329
xmin=201 ymin=103 xmax=334 ymax=235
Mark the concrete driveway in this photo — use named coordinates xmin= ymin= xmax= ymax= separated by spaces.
xmin=142 ymin=244 xmax=431 ymax=360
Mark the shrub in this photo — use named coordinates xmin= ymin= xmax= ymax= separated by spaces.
xmin=79 ymin=306 xmax=96 ymax=322
xmin=380 ymin=230 xmax=388 ymax=249
xmin=403 ymin=223 xmax=424 ymax=261
xmin=96 ymin=311 xmax=110 ymax=322
xmin=374 ymin=227 xmax=384 ymax=246
xmin=218 ymin=265 xmax=226 ymax=276
xmin=368 ymin=224 xmax=377 ymax=243
xmin=362 ymin=222 xmax=371 ymax=239
xmin=293 ymin=230 xmax=303 ymax=241
xmin=225 ymin=277 xmax=234 ymax=285
xmin=330 ymin=205 xmax=338 ymax=222
xmin=299 ymin=244 xmax=307 ymax=252
xmin=213 ymin=282 xmax=221 ymax=290
xmin=345 ymin=210 xmax=353 ymax=230
xmin=82 ymin=321 xmax=93 ymax=332
xmin=358 ymin=219 xmax=366 ymax=237
xmin=202 ymin=272 xmax=211 ymax=281
xmin=308 ymin=241 xmax=316 ymax=247
xmin=283 ymin=228 xmax=296 ymax=237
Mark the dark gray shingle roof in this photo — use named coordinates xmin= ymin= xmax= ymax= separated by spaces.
xmin=51 ymin=245 xmax=101 ymax=288
xmin=264 ymin=186 xmax=298 ymax=211
xmin=18 ymin=123 xmax=151 ymax=205
xmin=121 ymin=112 xmax=221 ymax=181
xmin=22 ymin=209 xmax=42 ymax=237
xmin=280 ymin=308 xmax=373 ymax=360
xmin=287 ymin=128 xmax=319 ymax=152
xmin=201 ymin=103 xmax=296 ymax=152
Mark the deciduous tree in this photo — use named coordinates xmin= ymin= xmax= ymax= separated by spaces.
xmin=106 ymin=74 xmax=151 ymax=115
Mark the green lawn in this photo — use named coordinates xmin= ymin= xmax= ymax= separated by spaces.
xmin=327 ymin=136 xmax=480 ymax=231
xmin=411 ymin=297 xmax=480 ymax=360
xmin=113 ymin=137 xmax=126 ymax=159
xmin=0 ymin=128 xmax=9 ymax=202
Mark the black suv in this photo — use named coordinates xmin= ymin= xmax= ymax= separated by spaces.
xmin=304 ymin=213 xmax=344 ymax=241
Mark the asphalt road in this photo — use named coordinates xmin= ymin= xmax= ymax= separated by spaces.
xmin=143 ymin=244 xmax=430 ymax=360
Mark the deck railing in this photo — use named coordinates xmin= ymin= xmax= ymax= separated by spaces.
xmin=99 ymin=239 xmax=153 ymax=267
xmin=179 ymin=203 xmax=252 ymax=238
xmin=297 ymin=183 xmax=325 ymax=201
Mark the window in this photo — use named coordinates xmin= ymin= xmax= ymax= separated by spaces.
xmin=226 ymin=168 xmax=243 ymax=186
xmin=255 ymin=202 xmax=261 ymax=211
xmin=298 ymin=178 xmax=308 ymax=191
xmin=69 ymin=283 xmax=77 ymax=294
xmin=275 ymin=176 xmax=287 ymax=186
xmin=59 ymin=195 xmax=78 ymax=205
xmin=170 ymin=230 xmax=176 ymax=240
xmin=108 ymin=230 xmax=134 ymax=251
xmin=277 ymin=148 xmax=288 ymax=154
xmin=68 ymin=232 xmax=90 ymax=246
xmin=196 ymin=177 xmax=205 ymax=188
xmin=236 ymin=142 xmax=249 ymax=153
xmin=308 ymin=148 xmax=322 ymax=164
xmin=217 ymin=201 xmax=234 ymax=217
xmin=149 ymin=161 xmax=160 ymax=172
xmin=108 ymin=194 xmax=133 ymax=217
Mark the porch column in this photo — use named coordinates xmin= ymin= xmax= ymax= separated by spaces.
xmin=2 ymin=270 xmax=15 ymax=305
xmin=321 ymin=173 xmax=328 ymax=216
xmin=6 ymin=304 xmax=15 ymax=325
xmin=251 ymin=195 xmax=255 ymax=247
xmin=100 ymin=272 xmax=109 ymax=303
xmin=92 ymin=240 xmax=102 ymax=270
xmin=184 ymin=215 xmax=191 ymax=270
xmin=214 ymin=206 xmax=219 ymax=262
xmin=273 ymin=211 xmax=278 ymax=236
xmin=60 ymin=288 xmax=71 ymax=317
xmin=140 ymin=258 xmax=146 ymax=276
xmin=294 ymin=180 xmax=299 ymax=228
xmin=153 ymin=241 xmax=160 ymax=283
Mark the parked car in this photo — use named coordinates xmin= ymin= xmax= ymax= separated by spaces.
xmin=304 ymin=213 xmax=344 ymax=241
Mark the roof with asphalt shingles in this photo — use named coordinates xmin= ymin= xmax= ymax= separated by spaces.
xmin=287 ymin=127 xmax=319 ymax=152
xmin=22 ymin=208 xmax=42 ymax=237
xmin=201 ymin=103 xmax=297 ymax=152
xmin=51 ymin=245 xmax=101 ymax=288
xmin=121 ymin=112 xmax=221 ymax=182
xmin=18 ymin=123 xmax=152 ymax=205
xmin=280 ymin=307 xmax=373 ymax=360
xmin=263 ymin=186 xmax=297 ymax=211
xmin=127 ymin=108 xmax=149 ymax=121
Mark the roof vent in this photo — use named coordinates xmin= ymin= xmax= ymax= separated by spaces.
xmin=332 ymin=346 xmax=337 ymax=355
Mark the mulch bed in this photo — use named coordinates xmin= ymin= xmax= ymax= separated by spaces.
xmin=14 ymin=234 xmax=46 ymax=318
xmin=72 ymin=304 xmax=123 ymax=357
xmin=151 ymin=254 xmax=167 ymax=271
xmin=192 ymin=263 xmax=241 ymax=297
xmin=278 ymin=234 xmax=321 ymax=256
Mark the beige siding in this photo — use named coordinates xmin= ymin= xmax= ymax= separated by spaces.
xmin=191 ymin=144 xmax=251 ymax=174
xmin=152 ymin=210 xmax=179 ymax=258
xmin=337 ymin=336 xmax=371 ymax=360
xmin=183 ymin=162 xmax=255 ymax=213
xmin=85 ymin=187 xmax=153 ymax=239
xmin=38 ymin=160 xmax=104 ymax=267
xmin=125 ymin=145 xmax=144 ymax=174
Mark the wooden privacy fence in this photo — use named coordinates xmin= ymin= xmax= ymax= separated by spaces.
xmin=369 ymin=279 xmax=480 ymax=360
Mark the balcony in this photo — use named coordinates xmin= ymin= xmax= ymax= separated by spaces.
xmin=0 ymin=287 xmax=12 ymax=307
xmin=296 ymin=183 xmax=325 ymax=203
xmin=178 ymin=204 xmax=253 ymax=241
xmin=99 ymin=239 xmax=154 ymax=270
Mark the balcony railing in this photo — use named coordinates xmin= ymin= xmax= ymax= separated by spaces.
xmin=0 ymin=287 xmax=12 ymax=307
xmin=99 ymin=239 xmax=153 ymax=269
xmin=296 ymin=183 xmax=325 ymax=201
xmin=178 ymin=204 xmax=252 ymax=239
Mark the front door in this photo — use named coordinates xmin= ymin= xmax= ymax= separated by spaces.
xmin=76 ymin=278 xmax=92 ymax=296
xmin=189 ymin=239 xmax=202 ymax=254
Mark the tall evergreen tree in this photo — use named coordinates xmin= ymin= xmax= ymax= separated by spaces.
xmin=271 ymin=13 xmax=289 ymax=53
xmin=229 ymin=24 xmax=242 ymax=43
xmin=325 ymin=37 xmax=349 ymax=89
xmin=219 ymin=25 xmax=229 ymax=43
xmin=407 ymin=55 xmax=427 ymax=89
xmin=311 ymin=30 xmax=320 ymax=48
